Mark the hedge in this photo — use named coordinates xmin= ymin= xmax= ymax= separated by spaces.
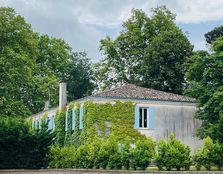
xmin=47 ymin=137 xmax=155 ymax=170
xmin=0 ymin=117 xmax=54 ymax=169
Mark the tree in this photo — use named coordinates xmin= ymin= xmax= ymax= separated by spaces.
xmin=205 ymin=25 xmax=223 ymax=44
xmin=0 ymin=7 xmax=95 ymax=117
xmin=97 ymin=6 xmax=192 ymax=93
xmin=34 ymin=34 xmax=72 ymax=112
xmin=0 ymin=7 xmax=39 ymax=117
xmin=143 ymin=29 xmax=192 ymax=94
xmin=66 ymin=52 xmax=95 ymax=101
xmin=185 ymin=37 xmax=223 ymax=143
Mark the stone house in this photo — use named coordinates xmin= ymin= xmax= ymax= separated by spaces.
xmin=31 ymin=82 xmax=202 ymax=151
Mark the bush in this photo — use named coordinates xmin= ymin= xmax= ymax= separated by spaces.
xmin=130 ymin=138 xmax=155 ymax=170
xmin=193 ymin=137 xmax=223 ymax=170
xmin=155 ymin=133 xmax=191 ymax=171
xmin=0 ymin=117 xmax=54 ymax=169
xmin=48 ymin=146 xmax=77 ymax=168
xmin=120 ymin=138 xmax=132 ymax=170
xmin=96 ymin=138 xmax=122 ymax=169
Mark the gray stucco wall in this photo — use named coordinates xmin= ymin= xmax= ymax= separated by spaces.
xmin=137 ymin=102 xmax=202 ymax=152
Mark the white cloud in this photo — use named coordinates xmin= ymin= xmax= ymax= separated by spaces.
xmin=1 ymin=0 xmax=223 ymax=61
xmin=164 ymin=0 xmax=223 ymax=24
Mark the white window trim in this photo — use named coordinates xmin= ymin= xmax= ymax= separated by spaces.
xmin=139 ymin=107 xmax=149 ymax=129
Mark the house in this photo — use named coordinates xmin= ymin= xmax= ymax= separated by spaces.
xmin=31 ymin=81 xmax=202 ymax=151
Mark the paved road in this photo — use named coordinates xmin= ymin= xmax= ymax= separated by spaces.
xmin=0 ymin=170 xmax=222 ymax=174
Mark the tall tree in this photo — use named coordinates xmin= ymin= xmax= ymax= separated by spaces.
xmin=205 ymin=25 xmax=223 ymax=44
xmin=0 ymin=7 xmax=95 ymax=117
xmin=185 ymin=37 xmax=223 ymax=143
xmin=66 ymin=52 xmax=95 ymax=101
xmin=97 ymin=6 xmax=192 ymax=93
xmin=34 ymin=35 xmax=72 ymax=112
xmin=142 ymin=29 xmax=192 ymax=94
xmin=0 ymin=7 xmax=39 ymax=117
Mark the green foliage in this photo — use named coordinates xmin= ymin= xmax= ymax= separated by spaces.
xmin=155 ymin=133 xmax=191 ymax=171
xmin=205 ymin=25 xmax=223 ymax=44
xmin=193 ymin=137 xmax=223 ymax=170
xmin=47 ymin=137 xmax=154 ymax=170
xmin=96 ymin=6 xmax=192 ymax=94
xmin=120 ymin=138 xmax=132 ymax=170
xmin=54 ymin=110 xmax=66 ymax=146
xmin=81 ymin=101 xmax=145 ymax=143
xmin=130 ymin=138 xmax=155 ymax=170
xmin=0 ymin=7 xmax=95 ymax=117
xmin=66 ymin=52 xmax=95 ymax=101
xmin=143 ymin=28 xmax=192 ymax=94
xmin=47 ymin=145 xmax=77 ymax=168
xmin=53 ymin=101 xmax=145 ymax=147
xmin=185 ymin=37 xmax=223 ymax=143
xmin=0 ymin=116 xmax=54 ymax=169
xmin=0 ymin=7 xmax=38 ymax=117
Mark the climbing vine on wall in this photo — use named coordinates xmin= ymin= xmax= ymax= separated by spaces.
xmin=54 ymin=100 xmax=145 ymax=147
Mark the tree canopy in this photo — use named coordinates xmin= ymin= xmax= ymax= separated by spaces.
xmin=0 ymin=7 xmax=94 ymax=117
xmin=96 ymin=6 xmax=192 ymax=94
xmin=185 ymin=37 xmax=223 ymax=143
xmin=205 ymin=25 xmax=223 ymax=44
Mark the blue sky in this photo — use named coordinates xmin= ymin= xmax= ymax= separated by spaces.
xmin=1 ymin=0 xmax=223 ymax=61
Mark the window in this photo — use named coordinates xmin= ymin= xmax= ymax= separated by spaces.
xmin=139 ymin=108 xmax=148 ymax=128
xmin=134 ymin=106 xmax=155 ymax=130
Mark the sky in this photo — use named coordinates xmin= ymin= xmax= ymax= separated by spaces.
xmin=1 ymin=0 xmax=223 ymax=62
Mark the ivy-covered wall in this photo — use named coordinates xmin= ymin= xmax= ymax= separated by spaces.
xmin=54 ymin=100 xmax=145 ymax=147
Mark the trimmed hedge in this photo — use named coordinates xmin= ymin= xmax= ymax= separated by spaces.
xmin=47 ymin=137 xmax=155 ymax=170
xmin=155 ymin=133 xmax=191 ymax=171
xmin=193 ymin=137 xmax=223 ymax=170
xmin=0 ymin=117 xmax=54 ymax=169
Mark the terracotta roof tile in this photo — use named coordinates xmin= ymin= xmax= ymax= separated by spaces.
xmin=92 ymin=84 xmax=195 ymax=102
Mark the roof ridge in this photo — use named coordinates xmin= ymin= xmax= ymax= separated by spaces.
xmin=92 ymin=83 xmax=129 ymax=96
xmin=131 ymin=84 xmax=194 ymax=99
xmin=92 ymin=83 xmax=195 ymax=102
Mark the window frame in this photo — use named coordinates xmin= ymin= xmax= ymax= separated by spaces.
xmin=139 ymin=107 xmax=149 ymax=129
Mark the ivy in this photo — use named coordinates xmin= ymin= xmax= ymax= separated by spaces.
xmin=54 ymin=100 xmax=145 ymax=147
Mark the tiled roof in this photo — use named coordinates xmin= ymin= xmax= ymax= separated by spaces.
xmin=92 ymin=84 xmax=195 ymax=102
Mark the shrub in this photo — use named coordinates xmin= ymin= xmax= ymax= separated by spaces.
xmin=155 ymin=133 xmax=191 ymax=171
xmin=96 ymin=138 xmax=122 ymax=169
xmin=120 ymin=138 xmax=132 ymax=170
xmin=48 ymin=146 xmax=77 ymax=168
xmin=0 ymin=117 xmax=54 ymax=169
xmin=130 ymin=138 xmax=155 ymax=170
xmin=193 ymin=137 xmax=223 ymax=170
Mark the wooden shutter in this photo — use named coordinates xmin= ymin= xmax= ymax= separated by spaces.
xmin=134 ymin=105 xmax=140 ymax=129
xmin=65 ymin=110 xmax=68 ymax=131
xmin=149 ymin=107 xmax=155 ymax=129
xmin=72 ymin=108 xmax=76 ymax=130
xmin=79 ymin=105 xmax=83 ymax=129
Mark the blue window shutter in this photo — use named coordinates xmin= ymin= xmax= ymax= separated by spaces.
xmin=39 ymin=117 xmax=42 ymax=129
xmin=32 ymin=119 xmax=35 ymax=128
xmin=72 ymin=108 xmax=76 ymax=130
xmin=149 ymin=107 xmax=155 ymax=129
xmin=65 ymin=110 xmax=68 ymax=131
xmin=35 ymin=119 xmax=38 ymax=129
xmin=52 ymin=116 xmax=55 ymax=131
xmin=50 ymin=116 xmax=54 ymax=130
xmin=79 ymin=105 xmax=83 ymax=129
xmin=134 ymin=105 xmax=140 ymax=129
